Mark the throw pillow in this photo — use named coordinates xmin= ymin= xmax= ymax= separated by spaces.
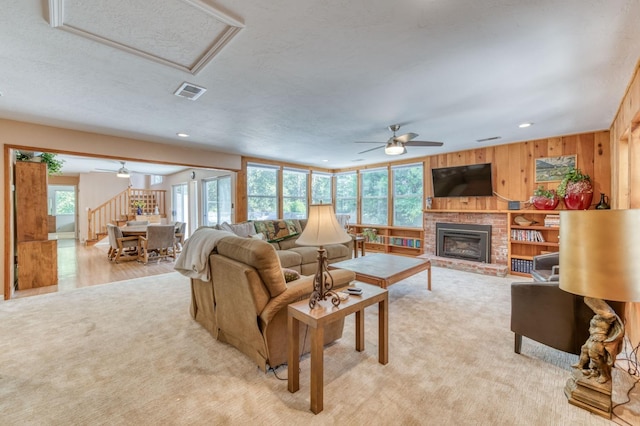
xmin=254 ymin=220 xmax=299 ymax=242
xmin=220 ymin=221 xmax=256 ymax=237
xmin=282 ymin=268 xmax=300 ymax=283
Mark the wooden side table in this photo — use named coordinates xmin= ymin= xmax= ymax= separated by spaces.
xmin=351 ymin=234 xmax=366 ymax=258
xmin=288 ymin=283 xmax=388 ymax=414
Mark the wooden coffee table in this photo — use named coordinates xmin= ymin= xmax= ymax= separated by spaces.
xmin=329 ymin=253 xmax=431 ymax=290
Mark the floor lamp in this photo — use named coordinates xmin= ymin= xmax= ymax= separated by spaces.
xmin=296 ymin=204 xmax=352 ymax=309
xmin=559 ymin=209 xmax=640 ymax=419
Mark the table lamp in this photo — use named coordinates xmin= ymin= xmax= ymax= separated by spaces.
xmin=296 ymin=204 xmax=352 ymax=309
xmin=559 ymin=209 xmax=640 ymax=418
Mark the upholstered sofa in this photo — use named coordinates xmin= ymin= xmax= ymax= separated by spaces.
xmin=186 ymin=231 xmax=356 ymax=370
xmin=219 ymin=219 xmax=353 ymax=275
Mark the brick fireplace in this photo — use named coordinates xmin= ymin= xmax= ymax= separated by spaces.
xmin=423 ymin=211 xmax=508 ymax=276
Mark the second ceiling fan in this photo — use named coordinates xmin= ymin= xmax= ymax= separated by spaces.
xmin=356 ymin=124 xmax=444 ymax=155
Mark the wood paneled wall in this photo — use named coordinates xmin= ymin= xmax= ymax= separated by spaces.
xmin=610 ymin=60 xmax=640 ymax=347
xmin=330 ymin=130 xmax=610 ymax=211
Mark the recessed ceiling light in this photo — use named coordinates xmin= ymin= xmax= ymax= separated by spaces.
xmin=518 ymin=122 xmax=533 ymax=128
xmin=322 ymin=159 xmax=329 ymax=162
xmin=177 ymin=133 xmax=189 ymax=138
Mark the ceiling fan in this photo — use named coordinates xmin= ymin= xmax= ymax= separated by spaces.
xmin=355 ymin=124 xmax=444 ymax=155
xmin=95 ymin=161 xmax=132 ymax=178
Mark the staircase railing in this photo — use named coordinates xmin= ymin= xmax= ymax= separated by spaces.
xmin=87 ymin=188 xmax=167 ymax=242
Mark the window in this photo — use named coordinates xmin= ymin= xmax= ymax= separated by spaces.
xmin=282 ymin=168 xmax=308 ymax=219
xmin=392 ymin=163 xmax=423 ymax=227
xmin=203 ymin=176 xmax=231 ymax=225
xmin=335 ymin=172 xmax=357 ymax=221
xmin=150 ymin=175 xmax=163 ymax=185
xmin=247 ymin=164 xmax=278 ymax=220
xmin=51 ymin=187 xmax=75 ymax=215
xmin=311 ymin=172 xmax=332 ymax=204
xmin=360 ymin=168 xmax=388 ymax=225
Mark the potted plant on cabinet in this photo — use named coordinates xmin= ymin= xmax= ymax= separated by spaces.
xmin=531 ymin=185 xmax=559 ymax=210
xmin=15 ymin=151 xmax=64 ymax=175
xmin=557 ymin=167 xmax=593 ymax=210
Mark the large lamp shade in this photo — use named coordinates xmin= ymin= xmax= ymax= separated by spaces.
xmin=559 ymin=209 xmax=640 ymax=302
xmin=297 ymin=204 xmax=352 ymax=247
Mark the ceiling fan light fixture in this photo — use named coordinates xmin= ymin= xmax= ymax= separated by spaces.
xmin=116 ymin=168 xmax=130 ymax=178
xmin=116 ymin=161 xmax=130 ymax=178
xmin=385 ymin=140 xmax=405 ymax=155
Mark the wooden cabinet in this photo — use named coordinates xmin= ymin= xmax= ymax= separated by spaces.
xmin=17 ymin=240 xmax=58 ymax=289
xmin=15 ymin=161 xmax=58 ymax=289
xmin=507 ymin=211 xmax=560 ymax=277
xmin=15 ymin=161 xmax=48 ymax=242
xmin=348 ymin=224 xmax=424 ymax=256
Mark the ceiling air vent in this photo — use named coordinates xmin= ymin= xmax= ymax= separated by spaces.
xmin=174 ymin=82 xmax=207 ymax=101
xmin=476 ymin=136 xmax=501 ymax=143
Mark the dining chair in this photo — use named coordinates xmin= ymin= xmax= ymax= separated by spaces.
xmin=174 ymin=221 xmax=186 ymax=255
xmin=139 ymin=225 xmax=176 ymax=264
xmin=107 ymin=223 xmax=140 ymax=263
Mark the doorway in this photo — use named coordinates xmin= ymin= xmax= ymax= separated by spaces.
xmin=47 ymin=184 xmax=77 ymax=240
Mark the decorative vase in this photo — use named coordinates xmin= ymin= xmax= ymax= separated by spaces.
xmin=562 ymin=179 xmax=594 ymax=210
xmin=532 ymin=196 xmax=559 ymax=210
xmin=595 ymin=193 xmax=610 ymax=210
xmin=137 ymin=207 xmax=142 ymax=215
xmin=564 ymin=191 xmax=593 ymax=210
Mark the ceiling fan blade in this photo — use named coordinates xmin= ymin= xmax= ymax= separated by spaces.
xmin=357 ymin=145 xmax=385 ymax=154
xmin=405 ymin=140 xmax=444 ymax=147
xmin=95 ymin=168 xmax=117 ymax=172
xmin=394 ymin=132 xmax=418 ymax=144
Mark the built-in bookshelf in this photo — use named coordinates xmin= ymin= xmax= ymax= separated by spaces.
xmin=507 ymin=211 xmax=560 ymax=277
xmin=348 ymin=224 xmax=424 ymax=256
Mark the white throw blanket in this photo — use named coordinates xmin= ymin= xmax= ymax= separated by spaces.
xmin=174 ymin=228 xmax=235 ymax=281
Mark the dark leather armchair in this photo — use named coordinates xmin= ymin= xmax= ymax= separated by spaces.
xmin=530 ymin=252 xmax=559 ymax=282
xmin=510 ymin=281 xmax=625 ymax=355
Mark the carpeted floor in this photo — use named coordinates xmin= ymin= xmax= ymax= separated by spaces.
xmin=0 ymin=267 xmax=638 ymax=425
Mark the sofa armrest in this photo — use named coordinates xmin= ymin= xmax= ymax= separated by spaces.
xmin=259 ymin=269 xmax=355 ymax=326
xmin=259 ymin=277 xmax=315 ymax=326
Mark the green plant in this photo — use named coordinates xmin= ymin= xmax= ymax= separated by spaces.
xmin=533 ymin=185 xmax=556 ymax=199
xmin=39 ymin=152 xmax=64 ymax=175
xmin=556 ymin=167 xmax=591 ymax=197
xmin=15 ymin=151 xmax=32 ymax=161
xmin=132 ymin=200 xmax=146 ymax=208
xmin=15 ymin=151 xmax=64 ymax=175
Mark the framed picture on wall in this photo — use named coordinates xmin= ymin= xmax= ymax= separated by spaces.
xmin=534 ymin=154 xmax=577 ymax=182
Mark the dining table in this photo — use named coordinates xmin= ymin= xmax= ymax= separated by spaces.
xmin=119 ymin=225 xmax=149 ymax=236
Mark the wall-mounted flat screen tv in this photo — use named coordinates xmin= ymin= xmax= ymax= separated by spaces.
xmin=431 ymin=163 xmax=494 ymax=197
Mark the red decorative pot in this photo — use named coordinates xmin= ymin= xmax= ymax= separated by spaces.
xmin=564 ymin=191 xmax=593 ymax=210
xmin=532 ymin=196 xmax=559 ymax=210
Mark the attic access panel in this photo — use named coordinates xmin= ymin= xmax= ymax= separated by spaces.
xmin=47 ymin=0 xmax=244 ymax=74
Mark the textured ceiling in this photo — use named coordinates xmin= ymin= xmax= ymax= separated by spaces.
xmin=1 ymin=0 xmax=640 ymax=169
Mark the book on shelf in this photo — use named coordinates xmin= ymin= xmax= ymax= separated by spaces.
xmin=544 ymin=214 xmax=560 ymax=227
xmin=511 ymin=258 xmax=533 ymax=273
xmin=511 ymin=229 xmax=545 ymax=242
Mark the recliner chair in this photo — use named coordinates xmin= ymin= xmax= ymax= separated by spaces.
xmin=510 ymin=280 xmax=625 ymax=355
xmin=530 ymin=251 xmax=559 ymax=282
